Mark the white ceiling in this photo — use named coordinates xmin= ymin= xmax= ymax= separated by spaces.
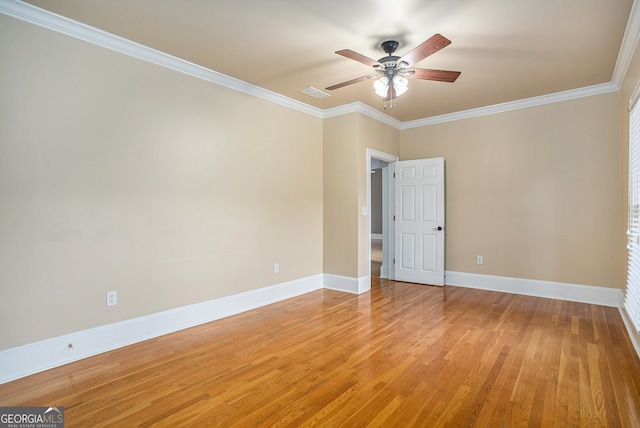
xmin=21 ymin=0 xmax=636 ymax=122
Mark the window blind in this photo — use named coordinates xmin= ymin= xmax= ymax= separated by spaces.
xmin=626 ymin=101 xmax=640 ymax=333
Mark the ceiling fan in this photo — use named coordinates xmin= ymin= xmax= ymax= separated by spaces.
xmin=326 ymin=34 xmax=461 ymax=109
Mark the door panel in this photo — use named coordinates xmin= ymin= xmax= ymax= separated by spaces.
xmin=422 ymin=185 xmax=437 ymax=222
xmin=394 ymin=158 xmax=445 ymax=285
xmin=422 ymin=234 xmax=437 ymax=272
xmin=400 ymin=186 xmax=415 ymax=222
xmin=400 ymin=233 xmax=415 ymax=269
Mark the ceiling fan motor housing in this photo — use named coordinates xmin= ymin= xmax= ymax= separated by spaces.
xmin=376 ymin=56 xmax=410 ymax=80
xmin=378 ymin=56 xmax=401 ymax=67
xmin=378 ymin=41 xmax=407 ymax=74
xmin=381 ymin=40 xmax=399 ymax=55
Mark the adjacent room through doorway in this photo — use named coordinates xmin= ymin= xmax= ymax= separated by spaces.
xmin=370 ymin=158 xmax=388 ymax=278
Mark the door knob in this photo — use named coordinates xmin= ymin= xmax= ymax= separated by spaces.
xmin=434 ymin=226 xmax=443 ymax=231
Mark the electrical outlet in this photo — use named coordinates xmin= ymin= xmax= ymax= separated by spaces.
xmin=477 ymin=255 xmax=483 ymax=265
xmin=106 ymin=290 xmax=117 ymax=306
xmin=274 ymin=263 xmax=279 ymax=274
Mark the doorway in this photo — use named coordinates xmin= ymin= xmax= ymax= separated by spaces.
xmin=370 ymin=161 xmax=385 ymax=277
xmin=366 ymin=150 xmax=446 ymax=288
xmin=366 ymin=149 xmax=399 ymax=284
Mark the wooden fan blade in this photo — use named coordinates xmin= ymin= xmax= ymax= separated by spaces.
xmin=326 ymin=75 xmax=372 ymax=91
xmin=410 ymin=68 xmax=461 ymax=83
xmin=336 ymin=49 xmax=381 ymax=67
xmin=399 ymin=34 xmax=452 ymax=67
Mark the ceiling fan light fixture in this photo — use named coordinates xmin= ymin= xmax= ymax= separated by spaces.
xmin=373 ymin=75 xmax=409 ymax=98
xmin=393 ymin=75 xmax=408 ymax=96
xmin=374 ymin=76 xmax=389 ymax=97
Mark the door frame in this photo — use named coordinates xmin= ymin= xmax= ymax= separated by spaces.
xmin=366 ymin=149 xmax=399 ymax=285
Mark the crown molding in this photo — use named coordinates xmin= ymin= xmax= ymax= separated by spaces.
xmin=612 ymin=0 xmax=640 ymax=87
xmin=323 ymin=102 xmax=403 ymax=128
xmin=400 ymin=82 xmax=619 ymax=130
xmin=0 ymin=0 xmax=324 ymax=119
xmin=0 ymin=0 xmax=631 ymax=129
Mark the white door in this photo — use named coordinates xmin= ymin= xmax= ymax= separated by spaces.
xmin=393 ymin=157 xmax=445 ymax=285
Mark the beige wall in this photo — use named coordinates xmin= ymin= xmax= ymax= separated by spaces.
xmin=0 ymin=10 xmax=633 ymax=354
xmin=323 ymin=113 xmax=399 ymax=278
xmin=0 ymin=16 xmax=323 ymax=350
xmin=323 ymin=114 xmax=359 ymax=277
xmin=401 ymin=93 xmax=622 ymax=288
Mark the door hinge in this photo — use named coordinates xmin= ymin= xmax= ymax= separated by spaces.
xmin=393 ymin=215 xmax=396 ymax=221
xmin=393 ymin=172 xmax=396 ymax=178
xmin=393 ymin=258 xmax=395 ymax=264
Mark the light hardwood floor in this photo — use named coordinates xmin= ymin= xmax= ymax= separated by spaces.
xmin=1 ymin=278 xmax=639 ymax=427
xmin=371 ymin=239 xmax=382 ymax=277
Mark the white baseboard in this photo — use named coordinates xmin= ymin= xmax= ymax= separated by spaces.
xmin=358 ymin=275 xmax=371 ymax=293
xmin=0 ymin=274 xmax=323 ymax=385
xmin=445 ymin=271 xmax=624 ymax=308
xmin=619 ymin=306 xmax=640 ymax=358
xmin=323 ymin=274 xmax=370 ymax=294
xmin=380 ymin=264 xmax=389 ymax=279
xmin=0 ymin=271 xmax=629 ymax=384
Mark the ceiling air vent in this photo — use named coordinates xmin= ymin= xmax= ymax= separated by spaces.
xmin=300 ymin=87 xmax=330 ymax=100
